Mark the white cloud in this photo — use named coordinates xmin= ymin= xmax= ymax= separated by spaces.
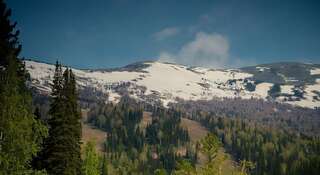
xmin=158 ymin=32 xmax=230 ymax=68
xmin=153 ymin=27 xmax=180 ymax=41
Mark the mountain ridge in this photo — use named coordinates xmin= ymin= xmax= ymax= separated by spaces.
xmin=24 ymin=59 xmax=320 ymax=109
xmin=24 ymin=58 xmax=320 ymax=71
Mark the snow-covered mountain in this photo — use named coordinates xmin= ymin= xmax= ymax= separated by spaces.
xmin=25 ymin=60 xmax=320 ymax=109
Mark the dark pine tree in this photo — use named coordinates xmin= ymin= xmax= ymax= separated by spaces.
xmin=41 ymin=61 xmax=65 ymax=174
xmin=61 ymin=68 xmax=82 ymax=174
xmin=0 ymin=0 xmax=47 ymax=174
xmin=42 ymin=65 xmax=82 ymax=175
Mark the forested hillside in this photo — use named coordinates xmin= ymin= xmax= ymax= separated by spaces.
xmin=171 ymin=98 xmax=320 ymax=136
xmin=196 ymin=112 xmax=320 ymax=175
xmin=81 ymin=97 xmax=256 ymax=175
xmin=171 ymin=100 xmax=320 ymax=175
xmin=86 ymin=98 xmax=192 ymax=174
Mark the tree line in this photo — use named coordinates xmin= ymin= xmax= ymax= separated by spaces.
xmin=171 ymin=97 xmax=320 ymax=137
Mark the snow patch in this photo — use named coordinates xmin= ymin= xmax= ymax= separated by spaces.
xmin=108 ymin=92 xmax=121 ymax=103
xmin=310 ymin=68 xmax=320 ymax=75
xmin=256 ymin=66 xmax=270 ymax=72
xmin=280 ymin=85 xmax=294 ymax=95
xmin=252 ymin=83 xmax=273 ymax=98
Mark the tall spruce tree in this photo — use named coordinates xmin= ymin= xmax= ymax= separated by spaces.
xmin=42 ymin=65 xmax=82 ymax=175
xmin=0 ymin=0 xmax=48 ymax=174
xmin=61 ymin=68 xmax=82 ymax=174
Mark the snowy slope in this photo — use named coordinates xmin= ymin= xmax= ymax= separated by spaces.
xmin=25 ymin=60 xmax=320 ymax=109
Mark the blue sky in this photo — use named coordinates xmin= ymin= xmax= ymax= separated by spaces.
xmin=7 ymin=0 xmax=320 ymax=68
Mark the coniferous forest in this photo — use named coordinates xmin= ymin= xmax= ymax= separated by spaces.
xmin=196 ymin=112 xmax=320 ymax=175
xmin=1 ymin=0 xmax=320 ymax=175
xmin=87 ymin=100 xmax=192 ymax=174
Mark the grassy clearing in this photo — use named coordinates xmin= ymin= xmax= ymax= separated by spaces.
xmin=81 ymin=109 xmax=107 ymax=153
xmin=81 ymin=123 xmax=107 ymax=153
xmin=180 ymin=118 xmax=240 ymax=174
